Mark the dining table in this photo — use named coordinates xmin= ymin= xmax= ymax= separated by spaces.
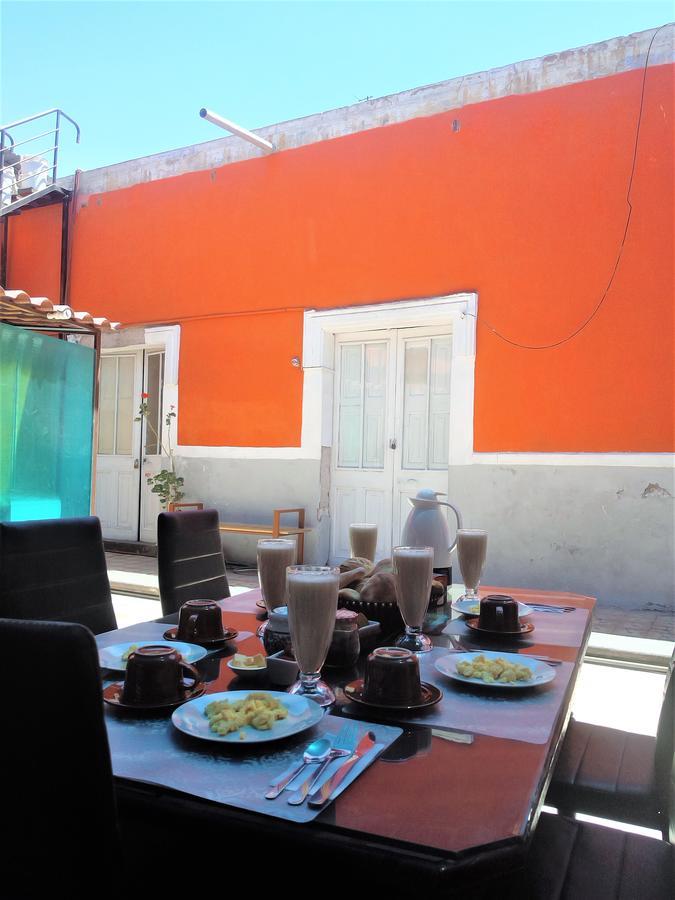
xmin=97 ymin=584 xmax=595 ymax=894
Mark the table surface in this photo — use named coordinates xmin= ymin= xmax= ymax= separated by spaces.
xmin=98 ymin=584 xmax=594 ymax=884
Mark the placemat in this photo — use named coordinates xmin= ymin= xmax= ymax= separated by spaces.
xmin=341 ymin=647 xmax=574 ymax=745
xmin=103 ymin=708 xmax=401 ymax=823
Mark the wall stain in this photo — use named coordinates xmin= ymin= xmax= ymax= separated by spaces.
xmin=641 ymin=482 xmax=673 ymax=499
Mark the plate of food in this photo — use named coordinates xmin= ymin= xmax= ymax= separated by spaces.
xmin=171 ymin=690 xmax=324 ymax=743
xmin=99 ymin=640 xmax=207 ymax=672
xmin=227 ymin=653 xmax=267 ymax=677
xmin=451 ymin=599 xmax=532 ymax=618
xmin=434 ymin=651 xmax=555 ymax=690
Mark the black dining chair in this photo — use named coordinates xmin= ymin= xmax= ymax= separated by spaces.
xmin=157 ymin=508 xmax=231 ymax=616
xmin=546 ymin=650 xmax=674 ymax=836
xmin=525 ymin=752 xmax=674 ymax=899
xmin=0 ymin=618 xmax=122 ymax=896
xmin=0 ymin=516 xmax=117 ymax=634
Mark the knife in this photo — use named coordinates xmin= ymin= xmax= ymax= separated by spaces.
xmin=307 ymin=730 xmax=377 ymax=809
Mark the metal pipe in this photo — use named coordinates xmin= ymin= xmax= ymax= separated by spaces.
xmin=53 ymin=110 xmax=60 ymax=187
xmin=199 ymin=108 xmax=275 ymax=153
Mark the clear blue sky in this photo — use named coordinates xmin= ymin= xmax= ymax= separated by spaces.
xmin=1 ymin=1 xmax=671 ymax=175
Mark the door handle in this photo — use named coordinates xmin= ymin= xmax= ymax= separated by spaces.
xmin=133 ymin=458 xmax=139 ymax=469
xmin=389 ymin=438 xmax=397 ymax=450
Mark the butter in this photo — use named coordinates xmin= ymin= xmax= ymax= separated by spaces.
xmin=232 ymin=653 xmax=266 ymax=669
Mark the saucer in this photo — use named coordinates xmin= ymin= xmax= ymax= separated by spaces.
xmin=163 ymin=626 xmax=238 ymax=647
xmin=466 ymin=618 xmax=534 ymax=637
xmin=343 ymin=679 xmax=442 ymax=711
xmin=103 ymin=680 xmax=205 ymax=711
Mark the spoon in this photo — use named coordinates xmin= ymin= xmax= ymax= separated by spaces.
xmin=286 ymin=746 xmax=353 ymax=805
xmin=265 ymin=737 xmax=332 ymax=799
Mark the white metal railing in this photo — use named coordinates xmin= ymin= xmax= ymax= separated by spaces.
xmin=0 ymin=109 xmax=80 ymax=214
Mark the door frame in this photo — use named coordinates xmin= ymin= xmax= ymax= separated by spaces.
xmin=303 ymin=293 xmax=477 ymax=466
xmin=96 ymin=324 xmax=180 ymax=542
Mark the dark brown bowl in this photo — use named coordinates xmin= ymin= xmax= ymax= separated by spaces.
xmin=121 ymin=645 xmax=201 ymax=706
xmin=363 ymin=647 xmax=422 ymax=706
xmin=479 ymin=594 xmax=520 ymax=632
xmin=176 ymin=599 xmax=226 ymax=643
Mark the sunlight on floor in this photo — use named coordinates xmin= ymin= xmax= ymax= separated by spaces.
xmin=571 ymin=662 xmax=666 ymax=736
xmin=575 ymin=812 xmax=663 ymax=841
xmin=111 ymin=586 xmax=252 ymax=629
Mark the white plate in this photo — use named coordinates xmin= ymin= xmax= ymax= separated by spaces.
xmin=451 ymin=599 xmax=533 ymax=618
xmin=227 ymin=660 xmax=267 ymax=675
xmin=171 ymin=690 xmax=324 ymax=744
xmin=99 ymin=640 xmax=208 ymax=671
xmin=434 ymin=651 xmax=556 ymax=689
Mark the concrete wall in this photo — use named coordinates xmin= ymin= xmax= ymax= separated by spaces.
xmin=448 ymin=464 xmax=674 ymax=613
xmin=179 ymin=454 xmax=674 ymax=614
xmin=177 ymin=456 xmax=330 ymax=566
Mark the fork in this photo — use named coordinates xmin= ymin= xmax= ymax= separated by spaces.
xmin=286 ymin=720 xmax=358 ymax=805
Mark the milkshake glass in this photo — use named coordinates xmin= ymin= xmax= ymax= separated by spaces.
xmin=456 ymin=529 xmax=488 ymax=602
xmin=286 ymin=565 xmax=339 ymax=706
xmin=349 ymin=523 xmax=378 ymax=562
xmin=392 ymin=546 xmax=434 ymax=653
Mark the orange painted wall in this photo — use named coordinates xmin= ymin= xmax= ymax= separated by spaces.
xmin=6 ymin=202 xmax=62 ymax=301
xmin=179 ymin=312 xmax=304 ymax=446
xmin=13 ymin=65 xmax=675 ymax=450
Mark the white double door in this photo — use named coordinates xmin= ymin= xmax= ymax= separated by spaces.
xmin=330 ymin=326 xmax=452 ymax=562
xmin=95 ymin=348 xmax=165 ymax=542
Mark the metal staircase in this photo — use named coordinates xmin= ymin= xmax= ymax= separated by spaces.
xmin=0 ymin=109 xmax=80 ymax=216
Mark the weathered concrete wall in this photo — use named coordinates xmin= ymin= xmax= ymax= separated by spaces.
xmin=179 ymin=455 xmax=673 ymax=615
xmin=177 ymin=456 xmax=330 ymax=566
xmin=448 ymin=465 xmax=675 ymax=613
xmin=59 ymin=26 xmax=674 ymax=197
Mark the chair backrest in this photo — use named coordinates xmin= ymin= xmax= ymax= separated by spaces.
xmin=0 ymin=618 xmax=121 ymax=886
xmin=0 ymin=516 xmax=116 ymax=634
xmin=655 ymin=650 xmax=675 ymax=819
xmin=157 ymin=508 xmax=231 ymax=615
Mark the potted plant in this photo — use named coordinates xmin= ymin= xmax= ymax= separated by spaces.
xmin=135 ymin=394 xmax=185 ymax=509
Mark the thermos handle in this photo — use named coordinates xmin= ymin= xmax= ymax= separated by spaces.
xmin=436 ymin=501 xmax=463 ymax=554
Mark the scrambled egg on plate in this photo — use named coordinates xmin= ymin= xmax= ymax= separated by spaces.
xmin=456 ymin=654 xmax=532 ymax=684
xmin=204 ymin=692 xmax=288 ymax=738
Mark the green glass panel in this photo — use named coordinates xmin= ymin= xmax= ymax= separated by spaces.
xmin=0 ymin=323 xmax=95 ymax=521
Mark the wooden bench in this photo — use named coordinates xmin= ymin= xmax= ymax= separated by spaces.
xmin=218 ymin=508 xmax=311 ymax=564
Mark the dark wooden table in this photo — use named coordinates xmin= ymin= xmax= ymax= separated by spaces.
xmin=100 ymin=585 xmax=595 ymax=895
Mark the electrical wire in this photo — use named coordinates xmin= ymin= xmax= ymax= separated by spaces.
xmin=465 ymin=23 xmax=670 ymax=352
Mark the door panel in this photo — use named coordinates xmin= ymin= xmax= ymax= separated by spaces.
xmin=140 ymin=350 xmax=166 ymax=543
xmin=330 ymin=326 xmax=453 ymax=562
xmin=95 ymin=351 xmax=143 ymax=540
xmin=330 ymin=334 xmax=395 ymax=563
xmin=393 ymin=330 xmax=452 ymax=547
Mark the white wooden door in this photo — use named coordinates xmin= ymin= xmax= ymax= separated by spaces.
xmin=95 ymin=351 xmax=143 ymax=540
xmin=139 ymin=350 xmax=166 ymax=543
xmin=330 ymin=326 xmax=452 ymax=562
xmin=330 ymin=332 xmax=396 ymax=562
xmin=392 ymin=328 xmax=452 ymax=545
